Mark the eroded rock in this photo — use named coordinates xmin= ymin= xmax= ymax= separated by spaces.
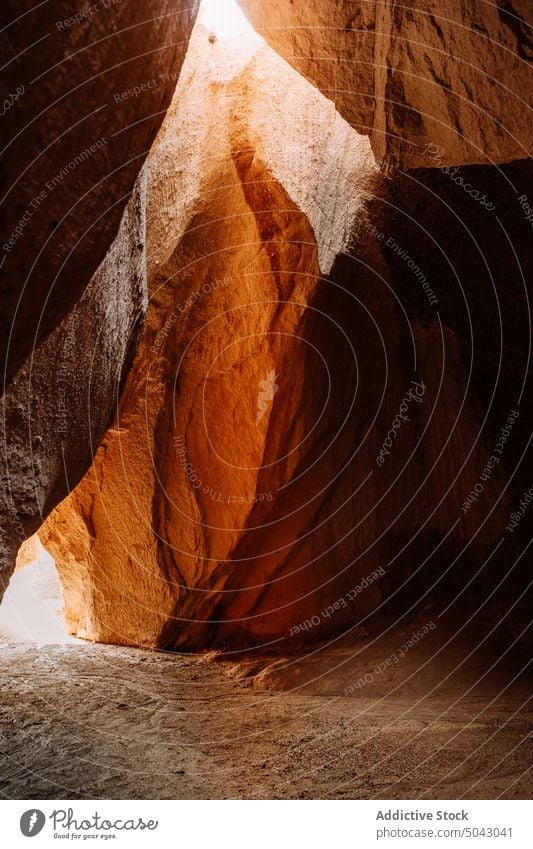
xmin=238 ymin=0 xmax=532 ymax=169
xmin=41 ymin=12 xmax=511 ymax=649
xmin=1 ymin=170 xmax=147 ymax=594
xmin=0 ymin=0 xmax=198 ymax=385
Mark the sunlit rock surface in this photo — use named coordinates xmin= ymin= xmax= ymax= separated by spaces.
xmin=238 ymin=0 xmax=532 ymax=169
xmin=42 ymin=9 xmax=512 ymax=650
xmin=0 ymin=536 xmax=76 ymax=645
xmin=0 ymin=1 xmax=198 ymax=599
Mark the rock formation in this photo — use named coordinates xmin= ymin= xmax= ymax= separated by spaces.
xmin=0 ymin=0 xmax=198 ymax=384
xmin=1 ymin=172 xmax=146 ymax=588
xmin=0 ymin=2 xmax=197 ymax=593
xmin=238 ymin=0 xmax=532 ymax=169
xmin=40 ymin=3 xmax=522 ymax=650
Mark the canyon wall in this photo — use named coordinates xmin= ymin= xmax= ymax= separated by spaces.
xmin=1 ymin=172 xmax=146 ymax=592
xmin=41 ymin=9 xmax=520 ymax=649
xmin=0 ymin=0 xmax=198 ymax=384
xmin=0 ymin=2 xmax=197 ymax=593
xmin=238 ymin=0 xmax=531 ymax=169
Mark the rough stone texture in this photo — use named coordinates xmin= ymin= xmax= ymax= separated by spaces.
xmin=0 ymin=0 xmax=198 ymax=386
xmin=379 ymin=158 xmax=533 ymax=500
xmin=14 ymin=534 xmax=41 ymax=572
xmin=238 ymin=0 xmax=532 ymax=169
xmin=42 ymin=13 xmax=380 ymax=647
xmin=1 ymin=170 xmax=147 ymax=595
xmin=147 ymin=5 xmax=375 ymax=279
xmin=42 ymin=14 xmax=512 ymax=650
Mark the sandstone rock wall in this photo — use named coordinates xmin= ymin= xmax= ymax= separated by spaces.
xmin=238 ymin=0 xmax=532 ymax=169
xmin=42 ymin=10 xmax=512 ymax=649
xmin=0 ymin=1 xmax=197 ymax=594
xmin=0 ymin=0 xmax=198 ymax=384
xmin=1 ymin=170 xmax=147 ymax=594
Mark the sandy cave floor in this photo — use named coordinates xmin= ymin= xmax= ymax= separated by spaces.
xmin=0 ymin=612 xmax=531 ymax=800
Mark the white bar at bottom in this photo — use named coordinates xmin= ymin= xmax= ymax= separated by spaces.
xmin=2 ymin=799 xmax=531 ymax=848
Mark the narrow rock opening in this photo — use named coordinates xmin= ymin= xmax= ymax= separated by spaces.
xmin=21 ymin=0 xmax=530 ymax=656
xmin=0 ymin=536 xmax=77 ymax=646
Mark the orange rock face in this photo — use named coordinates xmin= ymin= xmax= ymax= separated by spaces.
xmin=238 ymin=0 xmax=531 ymax=170
xmin=0 ymin=2 xmax=197 ymax=595
xmin=41 ymin=10 xmax=514 ymax=650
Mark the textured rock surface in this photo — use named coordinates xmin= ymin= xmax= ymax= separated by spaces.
xmin=238 ymin=0 xmax=532 ymax=169
xmin=1 ymin=171 xmax=147 ymax=595
xmin=0 ymin=0 xmax=198 ymax=385
xmin=42 ymin=11 xmax=513 ymax=649
xmin=0 ymin=1 xmax=198 ymax=598
xmin=42 ymin=12 xmax=380 ymax=646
